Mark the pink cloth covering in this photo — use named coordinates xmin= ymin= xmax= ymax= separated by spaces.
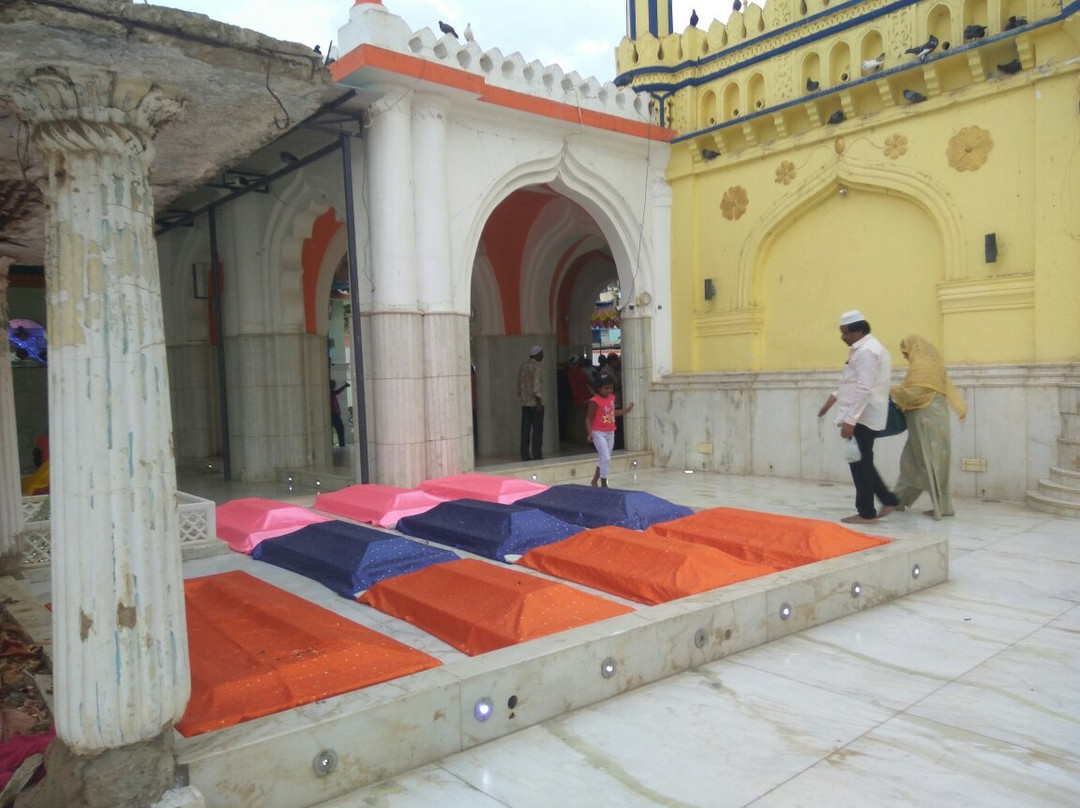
xmin=313 ymin=485 xmax=446 ymax=529
xmin=417 ymin=473 xmax=550 ymax=505
xmin=0 ymin=727 xmax=53 ymax=790
xmin=216 ymin=498 xmax=333 ymax=554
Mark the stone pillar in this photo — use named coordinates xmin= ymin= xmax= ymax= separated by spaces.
xmin=413 ymin=95 xmax=472 ymax=478
xmin=2 ymin=68 xmax=189 ymax=782
xmin=0 ymin=256 xmax=24 ymax=563
xmin=620 ymin=314 xmax=652 ymax=452
xmin=366 ymin=87 xmax=427 ymax=486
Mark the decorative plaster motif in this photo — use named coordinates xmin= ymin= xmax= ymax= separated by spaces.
xmin=774 ymin=160 xmax=796 ymax=184
xmin=721 ymin=185 xmax=749 ymax=220
xmin=884 ymin=133 xmax=908 ymax=159
xmin=833 ymin=137 xmax=845 ymax=155
xmin=947 ymin=126 xmax=993 ymax=172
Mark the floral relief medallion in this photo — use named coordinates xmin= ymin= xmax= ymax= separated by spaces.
xmin=884 ymin=133 xmax=908 ymax=159
xmin=947 ymin=126 xmax=993 ymax=171
xmin=721 ymin=185 xmax=749 ymax=220
xmin=775 ymin=160 xmax=796 ymax=185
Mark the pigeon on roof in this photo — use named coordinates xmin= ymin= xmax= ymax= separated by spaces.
xmin=963 ymin=24 xmax=987 ymax=41
xmin=690 ymin=9 xmax=699 ymax=27
xmin=903 ymin=89 xmax=927 ymax=104
xmin=997 ymin=58 xmax=1023 ymax=74
xmin=439 ymin=21 xmax=459 ymax=39
xmin=464 ymin=23 xmax=475 ymax=43
xmin=806 ymin=77 xmax=820 ymax=92
xmin=827 ymin=110 xmax=845 ymax=125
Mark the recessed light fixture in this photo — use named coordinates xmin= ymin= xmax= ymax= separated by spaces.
xmin=694 ymin=627 xmax=707 ymax=649
xmin=313 ymin=749 xmax=338 ymax=777
xmin=600 ymin=657 xmax=617 ymax=678
xmin=684 ymin=469 xmax=694 ymax=474
xmin=474 ymin=697 xmax=494 ymax=721
xmin=779 ymin=603 xmax=792 ymax=620
xmin=851 ymin=582 xmax=862 ymax=597
xmin=912 ymin=563 xmax=921 ymax=579
xmin=531 ymin=474 xmax=538 ymax=481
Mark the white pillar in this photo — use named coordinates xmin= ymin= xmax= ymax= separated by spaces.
xmin=4 ymin=69 xmax=189 ymax=752
xmin=620 ymin=315 xmax=652 ymax=452
xmin=413 ymin=95 xmax=472 ymax=478
xmin=0 ymin=256 xmax=24 ymax=560
xmin=366 ymin=86 xmax=427 ymax=485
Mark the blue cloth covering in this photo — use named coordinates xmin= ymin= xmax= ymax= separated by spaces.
xmin=252 ymin=520 xmax=458 ymax=598
xmin=517 ymin=484 xmax=693 ymax=530
xmin=396 ymin=499 xmax=580 ymax=562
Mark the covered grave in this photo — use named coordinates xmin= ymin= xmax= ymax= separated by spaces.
xmin=517 ymin=484 xmax=692 ymax=530
xmin=517 ymin=526 xmax=779 ymax=605
xmin=252 ymin=520 xmax=459 ymax=598
xmin=216 ymin=497 xmax=333 ymax=554
xmin=359 ymin=558 xmax=633 ymax=655
xmin=649 ymin=507 xmax=889 ymax=569
xmin=396 ymin=498 xmax=580 ymax=562
xmin=313 ymin=484 xmax=446 ymax=528
xmin=178 ymin=571 xmax=441 ymax=736
xmin=417 ymin=473 xmax=549 ymax=504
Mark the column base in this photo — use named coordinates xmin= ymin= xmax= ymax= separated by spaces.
xmin=16 ymin=727 xmax=177 ymax=808
xmin=0 ymin=551 xmax=23 ymax=575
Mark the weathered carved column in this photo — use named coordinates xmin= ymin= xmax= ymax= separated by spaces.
xmin=413 ymin=95 xmax=472 ymax=478
xmin=366 ymin=86 xmax=428 ymax=486
xmin=0 ymin=256 xmax=24 ymax=562
xmin=2 ymin=68 xmax=190 ymax=770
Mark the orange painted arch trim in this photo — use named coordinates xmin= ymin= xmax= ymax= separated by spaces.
xmin=330 ymin=45 xmax=674 ymax=142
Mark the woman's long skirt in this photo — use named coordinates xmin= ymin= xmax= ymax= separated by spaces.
xmin=893 ymin=393 xmax=955 ymax=520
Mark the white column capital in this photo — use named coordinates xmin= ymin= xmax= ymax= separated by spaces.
xmin=1 ymin=68 xmax=184 ymax=164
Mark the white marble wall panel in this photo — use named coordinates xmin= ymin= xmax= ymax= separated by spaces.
xmin=649 ymin=368 xmax=1077 ymax=504
xmin=423 ymin=314 xmax=471 ymax=478
xmin=168 ymin=343 xmax=219 ymax=466
xmin=751 ymin=387 xmax=801 ymax=477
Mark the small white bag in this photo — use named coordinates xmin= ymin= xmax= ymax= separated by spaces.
xmin=842 ymin=438 xmax=862 ymax=463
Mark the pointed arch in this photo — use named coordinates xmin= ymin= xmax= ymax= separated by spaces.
xmin=737 ymin=156 xmax=967 ymax=310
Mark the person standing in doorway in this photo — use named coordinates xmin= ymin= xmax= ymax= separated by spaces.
xmin=818 ymin=310 xmax=900 ymax=523
xmin=330 ymin=378 xmax=349 ymax=448
xmin=518 ymin=345 xmax=545 ymax=461
xmin=586 ymin=374 xmax=634 ymax=487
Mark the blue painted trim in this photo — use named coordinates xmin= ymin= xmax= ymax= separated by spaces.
xmin=649 ymin=0 xmax=659 ymax=38
xmin=628 ymin=0 xmax=636 ymax=40
xmin=669 ymin=2 xmax=1080 ymax=145
xmin=668 ymin=0 xmax=674 ymax=33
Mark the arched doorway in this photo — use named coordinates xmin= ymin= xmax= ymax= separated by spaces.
xmin=470 ymin=186 xmax=623 ymax=463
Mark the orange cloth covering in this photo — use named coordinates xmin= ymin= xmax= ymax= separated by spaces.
xmin=517 ymin=526 xmax=778 ymax=605
xmin=359 ymin=558 xmax=632 ymax=656
xmin=178 ymin=571 xmax=441 ymax=737
xmin=649 ymin=508 xmax=889 ymax=570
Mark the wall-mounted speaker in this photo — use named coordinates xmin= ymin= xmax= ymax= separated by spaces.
xmin=985 ymin=233 xmax=998 ymax=263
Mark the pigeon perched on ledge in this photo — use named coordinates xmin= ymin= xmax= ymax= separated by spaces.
xmin=861 ymin=53 xmax=886 ymax=73
xmin=806 ymin=77 xmax=820 ymax=92
xmin=690 ymin=9 xmax=699 ymax=27
xmin=998 ymin=58 xmax=1023 ymax=75
xmin=904 ymin=34 xmax=939 ymax=61
xmin=439 ymin=21 xmax=459 ymax=39
xmin=903 ymin=89 xmax=927 ymax=104
xmin=963 ymin=24 xmax=987 ymax=41
xmin=1004 ymin=15 xmax=1028 ymax=30
xmin=826 ymin=110 xmax=845 ymax=125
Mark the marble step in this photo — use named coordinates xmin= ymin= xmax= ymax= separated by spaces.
xmin=1026 ymin=489 xmax=1080 ymax=518
xmin=1030 ymin=477 xmax=1080 ymax=504
xmin=1048 ymin=466 xmax=1080 ymax=486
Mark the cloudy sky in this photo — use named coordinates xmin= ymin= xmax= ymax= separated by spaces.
xmin=153 ymin=1 xmax=730 ymax=83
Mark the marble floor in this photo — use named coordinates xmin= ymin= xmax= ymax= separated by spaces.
xmin=279 ymin=467 xmax=1080 ymax=808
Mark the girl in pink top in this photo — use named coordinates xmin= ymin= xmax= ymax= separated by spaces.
xmin=586 ymin=375 xmax=635 ymax=488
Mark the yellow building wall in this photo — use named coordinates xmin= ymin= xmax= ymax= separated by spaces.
xmin=621 ymin=0 xmax=1080 ymax=372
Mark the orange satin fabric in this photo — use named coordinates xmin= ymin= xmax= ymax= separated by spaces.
xmin=360 ymin=558 xmax=632 ymax=656
xmin=178 ymin=571 xmax=440 ymax=737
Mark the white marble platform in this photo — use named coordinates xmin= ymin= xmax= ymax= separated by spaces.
xmin=308 ymin=470 xmax=1080 ymax=808
xmin=153 ymin=467 xmax=942 ymax=808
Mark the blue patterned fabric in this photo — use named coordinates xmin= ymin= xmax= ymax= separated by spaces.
xmin=253 ymin=521 xmax=458 ymax=598
xmin=518 ymin=484 xmax=693 ymax=530
xmin=396 ymin=499 xmax=580 ymax=562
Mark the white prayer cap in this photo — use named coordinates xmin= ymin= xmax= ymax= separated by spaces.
xmin=839 ymin=310 xmax=865 ymax=326
xmin=529 ymin=345 xmax=543 ymax=356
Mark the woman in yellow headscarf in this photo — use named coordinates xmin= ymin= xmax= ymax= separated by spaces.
xmin=890 ymin=335 xmax=967 ymax=520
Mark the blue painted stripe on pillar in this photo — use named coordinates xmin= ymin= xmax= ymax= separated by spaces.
xmin=649 ymin=0 xmax=658 ymax=37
